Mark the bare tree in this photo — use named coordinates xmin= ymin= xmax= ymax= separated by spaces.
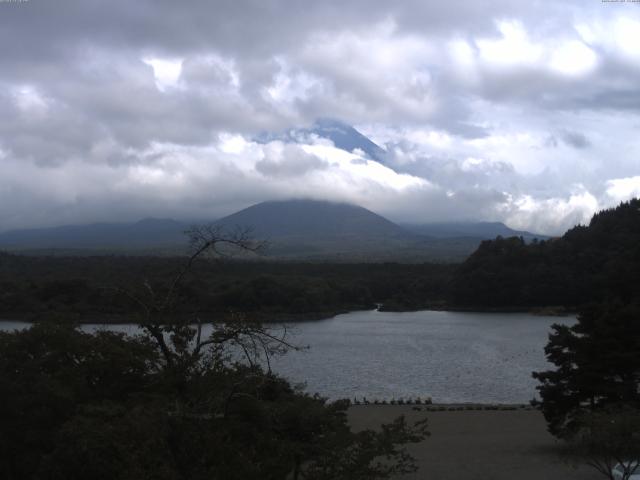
xmin=114 ymin=224 xmax=296 ymax=374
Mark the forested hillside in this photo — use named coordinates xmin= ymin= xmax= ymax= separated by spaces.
xmin=452 ymin=199 xmax=640 ymax=307
xmin=0 ymin=255 xmax=453 ymax=320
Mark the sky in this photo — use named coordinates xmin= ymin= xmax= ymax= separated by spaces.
xmin=1 ymin=0 xmax=640 ymax=235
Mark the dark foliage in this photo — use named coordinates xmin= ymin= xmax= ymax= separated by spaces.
xmin=0 ymin=225 xmax=429 ymax=479
xmin=565 ymin=406 xmax=640 ymax=480
xmin=532 ymin=302 xmax=640 ymax=438
xmin=0 ymin=322 xmax=428 ymax=480
xmin=0 ymin=255 xmax=453 ymax=320
xmin=453 ymin=199 xmax=640 ymax=307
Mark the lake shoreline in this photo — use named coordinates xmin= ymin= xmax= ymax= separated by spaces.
xmin=0 ymin=310 xmax=352 ymax=325
xmin=0 ymin=304 xmax=576 ymax=325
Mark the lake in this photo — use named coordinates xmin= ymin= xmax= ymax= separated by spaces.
xmin=0 ymin=310 xmax=572 ymax=403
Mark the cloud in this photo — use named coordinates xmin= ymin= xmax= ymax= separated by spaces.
xmin=256 ymin=143 xmax=330 ymax=177
xmin=562 ymin=131 xmax=591 ymax=149
xmin=605 ymin=176 xmax=640 ymax=203
xmin=502 ymin=189 xmax=600 ymax=235
xmin=0 ymin=0 xmax=639 ymax=234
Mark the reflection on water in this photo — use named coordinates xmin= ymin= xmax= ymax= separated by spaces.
xmin=0 ymin=310 xmax=573 ymax=403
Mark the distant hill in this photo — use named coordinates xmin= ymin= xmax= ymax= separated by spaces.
xmin=452 ymin=198 xmax=640 ymax=307
xmin=0 ymin=200 xmax=547 ymax=261
xmin=213 ymin=199 xmax=430 ymax=260
xmin=0 ymin=218 xmax=188 ymax=251
xmin=256 ymin=118 xmax=388 ymax=164
xmin=401 ymin=221 xmax=547 ymax=241
xmin=215 ymin=199 xmax=406 ymax=239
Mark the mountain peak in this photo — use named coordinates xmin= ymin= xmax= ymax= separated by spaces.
xmin=308 ymin=119 xmax=387 ymax=163
xmin=256 ymin=118 xmax=388 ymax=164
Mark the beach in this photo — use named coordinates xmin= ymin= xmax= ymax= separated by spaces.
xmin=348 ymin=405 xmax=601 ymax=479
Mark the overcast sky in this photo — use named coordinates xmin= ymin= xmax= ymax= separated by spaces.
xmin=1 ymin=0 xmax=640 ymax=234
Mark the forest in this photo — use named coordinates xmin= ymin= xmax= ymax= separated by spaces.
xmin=0 ymin=256 xmax=453 ymax=321
xmin=452 ymin=198 xmax=640 ymax=308
xmin=2 ymin=200 xmax=639 ymax=320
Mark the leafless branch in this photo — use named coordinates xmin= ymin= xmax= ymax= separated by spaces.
xmin=104 ymin=223 xmax=296 ymax=375
xmin=159 ymin=224 xmax=265 ymax=312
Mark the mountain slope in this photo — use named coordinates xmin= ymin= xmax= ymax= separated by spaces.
xmin=215 ymin=199 xmax=407 ymax=239
xmin=213 ymin=199 xmax=428 ymax=259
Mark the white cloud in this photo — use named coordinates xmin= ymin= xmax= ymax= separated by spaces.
xmin=476 ymin=20 xmax=543 ymax=68
xmin=549 ymin=40 xmax=598 ymax=76
xmin=295 ymin=20 xmax=439 ymax=122
xmin=256 ymin=143 xmax=329 ymax=178
xmin=12 ymin=85 xmax=48 ymax=116
xmin=504 ymin=189 xmax=599 ymax=235
xmin=606 ymin=176 xmax=640 ymax=203
xmin=143 ymin=57 xmax=183 ymax=91
xmin=614 ymin=17 xmax=640 ymax=62
xmin=573 ymin=15 xmax=640 ymax=68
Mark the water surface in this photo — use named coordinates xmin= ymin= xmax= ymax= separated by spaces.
xmin=0 ymin=310 xmax=572 ymax=403
xmin=270 ymin=310 xmax=572 ymax=403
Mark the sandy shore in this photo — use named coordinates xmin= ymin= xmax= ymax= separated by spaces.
xmin=348 ymin=405 xmax=601 ymax=480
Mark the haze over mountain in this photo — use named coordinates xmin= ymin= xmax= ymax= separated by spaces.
xmin=0 ymin=199 xmax=547 ymax=260
xmin=401 ymin=222 xmax=547 ymax=241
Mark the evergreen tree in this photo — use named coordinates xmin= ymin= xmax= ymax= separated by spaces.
xmin=533 ymin=302 xmax=640 ymax=438
xmin=453 ymin=198 xmax=640 ymax=308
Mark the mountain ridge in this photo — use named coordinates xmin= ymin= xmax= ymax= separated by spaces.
xmin=0 ymin=199 xmax=547 ymax=260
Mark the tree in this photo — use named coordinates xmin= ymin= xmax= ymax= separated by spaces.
xmin=452 ymin=198 xmax=640 ymax=309
xmin=533 ymin=302 xmax=640 ymax=438
xmin=0 ymin=323 xmax=159 ymax=480
xmin=533 ymin=302 xmax=640 ymax=479
xmin=0 ymin=224 xmax=429 ymax=479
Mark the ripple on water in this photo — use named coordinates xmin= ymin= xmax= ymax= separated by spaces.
xmin=0 ymin=310 xmax=574 ymax=403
